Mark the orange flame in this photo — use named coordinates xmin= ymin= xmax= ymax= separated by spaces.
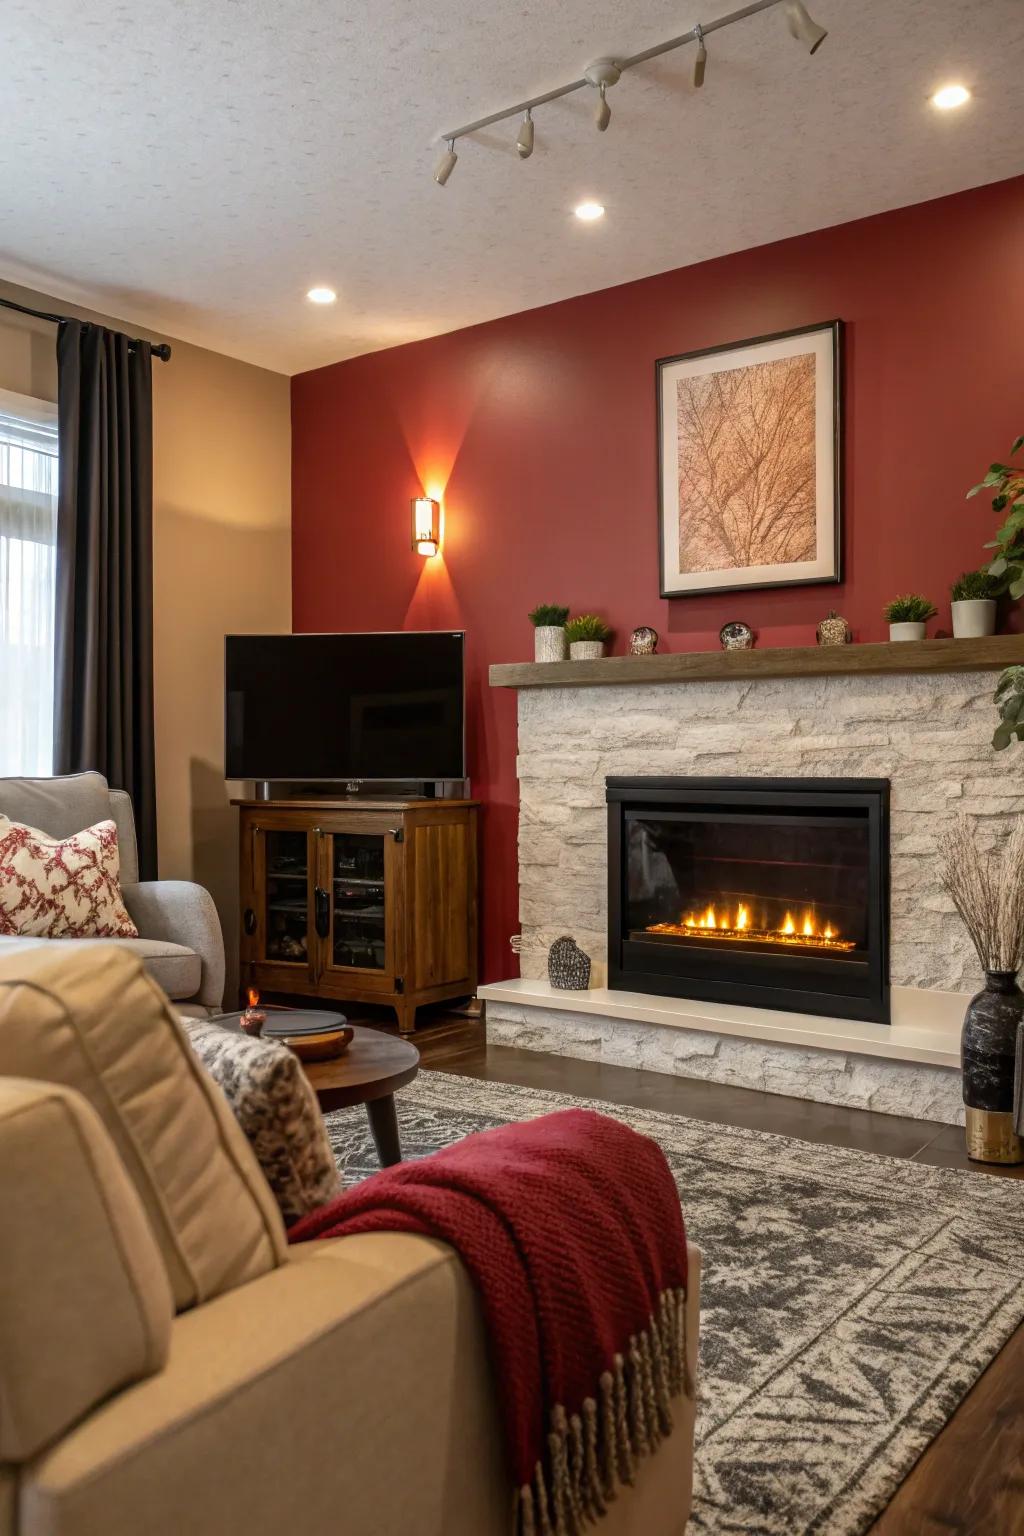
xmin=647 ymin=902 xmax=854 ymax=952
xmin=247 ymin=987 xmax=260 ymax=1009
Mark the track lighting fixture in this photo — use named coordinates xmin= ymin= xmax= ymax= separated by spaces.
xmin=434 ymin=138 xmax=458 ymax=186
xmin=693 ymin=24 xmax=707 ymax=88
xmin=516 ymin=109 xmax=534 ymax=159
xmin=784 ymin=1 xmax=828 ymax=55
xmin=433 ymin=0 xmax=829 ymax=183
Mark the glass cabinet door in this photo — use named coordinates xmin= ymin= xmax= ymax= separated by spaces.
xmin=330 ymin=833 xmax=388 ymax=971
xmin=262 ymin=829 xmax=311 ymax=968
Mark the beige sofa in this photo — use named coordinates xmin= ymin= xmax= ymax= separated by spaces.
xmin=0 ymin=945 xmax=700 ymax=1536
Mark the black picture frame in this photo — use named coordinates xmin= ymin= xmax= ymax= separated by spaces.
xmin=656 ymin=319 xmax=843 ymax=599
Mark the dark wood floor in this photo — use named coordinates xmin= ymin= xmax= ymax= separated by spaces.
xmin=341 ymin=1004 xmax=1024 ymax=1535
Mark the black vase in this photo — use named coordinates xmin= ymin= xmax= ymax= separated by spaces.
xmin=961 ymin=970 xmax=1024 ymax=1164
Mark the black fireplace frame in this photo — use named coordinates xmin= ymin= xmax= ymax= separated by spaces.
xmin=606 ymin=776 xmax=890 ymax=1025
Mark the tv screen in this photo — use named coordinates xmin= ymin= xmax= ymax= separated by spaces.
xmin=225 ymin=632 xmax=465 ymax=782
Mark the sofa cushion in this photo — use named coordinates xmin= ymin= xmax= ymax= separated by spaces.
xmin=0 ymin=816 xmax=138 ymax=939
xmin=0 ymin=1077 xmax=173 ymax=1463
xmin=0 ymin=935 xmax=202 ymax=1001
xmin=0 ymin=944 xmax=287 ymax=1311
xmin=184 ymin=1019 xmax=342 ymax=1224
xmin=0 ymin=772 xmax=112 ymax=843
xmin=0 ymin=773 xmax=139 ymax=885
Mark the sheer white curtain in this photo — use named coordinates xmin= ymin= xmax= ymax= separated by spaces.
xmin=0 ymin=389 xmax=58 ymax=777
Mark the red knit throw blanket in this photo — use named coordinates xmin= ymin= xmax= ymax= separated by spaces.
xmin=289 ymin=1108 xmax=690 ymax=1535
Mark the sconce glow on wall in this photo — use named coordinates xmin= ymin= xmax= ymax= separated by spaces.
xmin=411 ymin=496 xmax=441 ymax=557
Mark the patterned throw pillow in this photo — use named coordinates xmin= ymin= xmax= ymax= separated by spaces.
xmin=0 ymin=817 xmax=139 ymax=939
xmin=184 ymin=1020 xmax=342 ymax=1224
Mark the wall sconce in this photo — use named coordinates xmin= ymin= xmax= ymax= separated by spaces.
xmin=411 ymin=496 xmax=441 ymax=557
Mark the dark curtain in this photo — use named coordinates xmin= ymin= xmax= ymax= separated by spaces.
xmin=54 ymin=319 xmax=157 ymax=879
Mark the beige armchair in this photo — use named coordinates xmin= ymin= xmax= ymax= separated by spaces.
xmin=0 ymin=944 xmax=700 ymax=1536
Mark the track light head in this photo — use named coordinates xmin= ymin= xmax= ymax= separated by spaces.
xmin=584 ymin=57 xmax=620 ymax=132
xmin=785 ymin=1 xmax=828 ymax=54
xmin=693 ymin=23 xmax=707 ymax=88
xmin=516 ymin=108 xmax=535 ymax=159
xmin=434 ymin=138 xmax=458 ymax=186
xmin=596 ymin=83 xmax=611 ymax=131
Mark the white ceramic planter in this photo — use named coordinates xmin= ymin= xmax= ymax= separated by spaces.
xmin=569 ymin=640 xmax=606 ymax=661
xmin=534 ymin=626 xmax=567 ymax=663
xmin=889 ymin=621 xmax=927 ymax=642
xmin=951 ymin=599 xmax=996 ymax=639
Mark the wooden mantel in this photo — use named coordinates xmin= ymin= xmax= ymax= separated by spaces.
xmin=489 ymin=634 xmax=1024 ymax=689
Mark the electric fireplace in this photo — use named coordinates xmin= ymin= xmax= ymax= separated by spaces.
xmin=607 ymin=777 xmax=890 ymax=1024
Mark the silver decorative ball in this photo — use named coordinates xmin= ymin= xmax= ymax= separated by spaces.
xmin=719 ymin=620 xmax=755 ymax=651
xmin=629 ymin=626 xmax=659 ymax=656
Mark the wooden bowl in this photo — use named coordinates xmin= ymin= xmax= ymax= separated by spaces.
xmin=277 ymin=1025 xmax=354 ymax=1062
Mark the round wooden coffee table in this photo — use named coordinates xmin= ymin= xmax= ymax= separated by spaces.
xmin=301 ymin=1026 xmax=420 ymax=1167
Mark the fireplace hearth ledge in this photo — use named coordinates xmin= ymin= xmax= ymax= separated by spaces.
xmin=479 ymin=979 xmax=965 ymax=1125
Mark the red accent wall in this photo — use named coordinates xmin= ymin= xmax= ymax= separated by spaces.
xmin=291 ymin=175 xmax=1024 ymax=985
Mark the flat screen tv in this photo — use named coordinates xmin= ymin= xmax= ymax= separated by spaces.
xmin=225 ymin=631 xmax=465 ymax=783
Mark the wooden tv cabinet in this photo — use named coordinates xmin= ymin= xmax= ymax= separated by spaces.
xmin=234 ymin=798 xmax=478 ymax=1033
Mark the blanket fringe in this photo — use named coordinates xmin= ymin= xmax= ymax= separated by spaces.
xmin=514 ymin=1285 xmax=690 ymax=1536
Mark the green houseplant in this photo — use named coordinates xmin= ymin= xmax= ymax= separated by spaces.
xmin=565 ymin=614 xmax=612 ymax=661
xmin=882 ymin=594 xmax=936 ymax=642
xmin=966 ymin=433 xmax=1024 ymax=746
xmin=950 ymin=569 xmax=999 ymax=639
xmin=528 ymin=603 xmax=570 ymax=664
xmin=991 ymin=667 xmax=1024 ymax=751
xmin=967 ymin=431 xmax=1024 ymax=598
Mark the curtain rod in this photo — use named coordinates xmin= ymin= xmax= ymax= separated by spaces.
xmin=0 ymin=294 xmax=172 ymax=361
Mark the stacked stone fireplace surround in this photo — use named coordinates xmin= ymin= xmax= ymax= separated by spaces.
xmin=483 ymin=667 xmax=1024 ymax=1126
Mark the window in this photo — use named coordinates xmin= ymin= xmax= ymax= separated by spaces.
xmin=0 ymin=389 xmax=58 ymax=776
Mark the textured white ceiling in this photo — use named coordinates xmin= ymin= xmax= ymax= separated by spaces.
xmin=3 ymin=0 xmax=1022 ymax=375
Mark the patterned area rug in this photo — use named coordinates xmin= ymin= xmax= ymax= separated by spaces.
xmin=323 ymin=1072 xmax=1024 ymax=1536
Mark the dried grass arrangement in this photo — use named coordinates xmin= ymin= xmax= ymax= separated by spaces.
xmin=937 ymin=815 xmax=1024 ymax=973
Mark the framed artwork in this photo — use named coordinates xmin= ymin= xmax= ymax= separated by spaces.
xmin=657 ymin=320 xmax=842 ymax=597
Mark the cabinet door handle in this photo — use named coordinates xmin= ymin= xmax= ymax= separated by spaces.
xmin=314 ymin=886 xmax=330 ymax=939
xmin=243 ymin=907 xmax=257 ymax=936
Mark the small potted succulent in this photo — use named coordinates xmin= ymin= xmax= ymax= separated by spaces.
xmin=528 ymin=603 xmax=569 ymax=663
xmin=565 ymin=613 xmax=612 ymax=660
xmin=950 ymin=569 xmax=998 ymax=639
xmin=883 ymin=594 xmax=936 ymax=641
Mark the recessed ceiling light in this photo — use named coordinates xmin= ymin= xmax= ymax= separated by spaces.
xmin=574 ymin=201 xmax=605 ymax=222
xmin=931 ymin=84 xmax=970 ymax=110
xmin=306 ymin=286 xmax=337 ymax=304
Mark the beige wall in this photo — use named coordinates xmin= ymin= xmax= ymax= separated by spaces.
xmin=0 ymin=279 xmax=292 ymax=1001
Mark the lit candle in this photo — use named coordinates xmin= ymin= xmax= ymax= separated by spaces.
xmin=242 ymin=987 xmax=266 ymax=1036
